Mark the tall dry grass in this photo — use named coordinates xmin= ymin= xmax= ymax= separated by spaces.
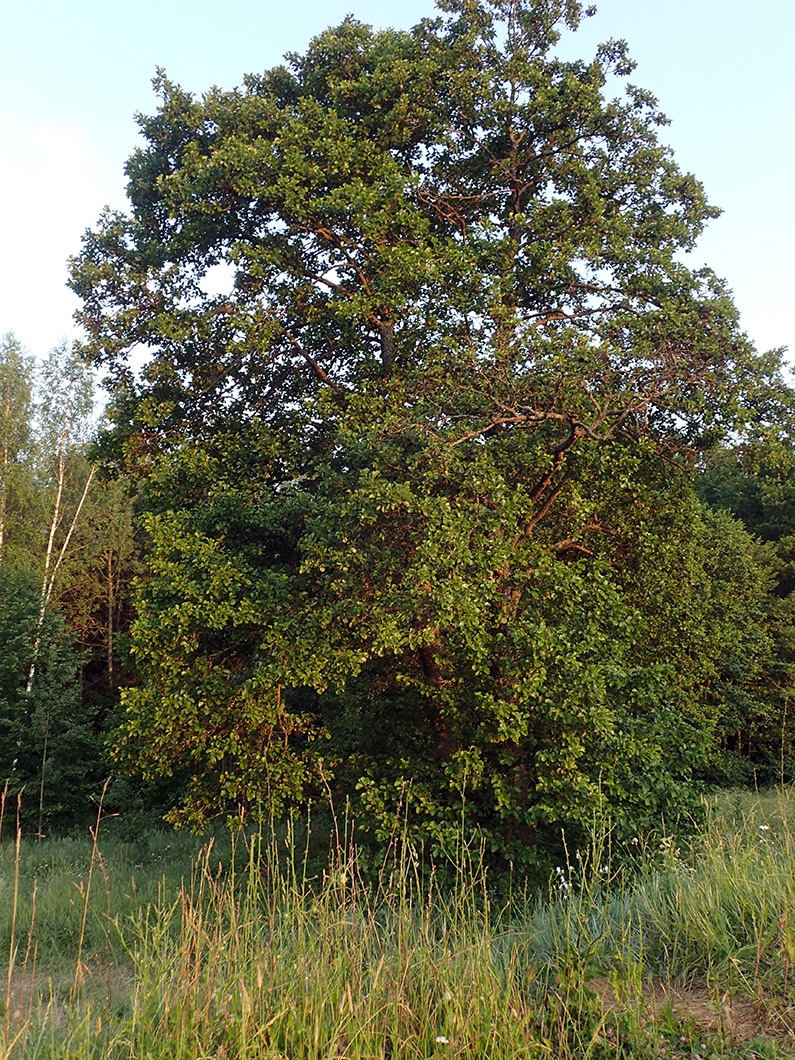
xmin=0 ymin=790 xmax=792 ymax=1057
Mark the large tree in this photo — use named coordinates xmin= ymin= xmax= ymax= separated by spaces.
xmin=71 ymin=0 xmax=791 ymax=866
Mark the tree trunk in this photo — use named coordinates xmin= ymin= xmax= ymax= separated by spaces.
xmin=26 ymin=464 xmax=96 ymax=694
xmin=378 ymin=321 xmax=395 ymax=372
xmin=418 ymin=640 xmax=452 ymax=760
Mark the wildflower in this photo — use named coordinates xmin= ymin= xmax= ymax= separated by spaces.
xmin=554 ymin=866 xmax=571 ymax=892
xmin=435 ymin=1036 xmax=450 ymax=1045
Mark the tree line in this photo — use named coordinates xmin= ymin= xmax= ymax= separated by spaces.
xmin=3 ymin=0 xmax=794 ymax=873
xmin=0 ymin=332 xmax=145 ymax=831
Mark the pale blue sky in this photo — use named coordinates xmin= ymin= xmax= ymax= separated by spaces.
xmin=1 ymin=0 xmax=792 ymax=361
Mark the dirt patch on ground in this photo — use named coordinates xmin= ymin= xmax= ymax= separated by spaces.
xmin=590 ymin=976 xmax=795 ymax=1050
xmin=2 ymin=959 xmax=133 ymax=1025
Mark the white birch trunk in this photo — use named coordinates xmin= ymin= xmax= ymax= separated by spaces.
xmin=26 ymin=460 xmax=96 ymax=694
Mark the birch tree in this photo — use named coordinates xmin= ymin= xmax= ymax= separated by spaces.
xmin=27 ymin=343 xmax=96 ymax=693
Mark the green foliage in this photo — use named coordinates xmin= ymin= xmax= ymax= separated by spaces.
xmin=58 ymin=475 xmax=140 ymax=701
xmin=696 ymin=447 xmax=795 ymax=784
xmin=35 ymin=341 xmax=95 ymax=466
xmin=71 ymin=0 xmax=793 ymax=866
xmin=0 ymin=335 xmax=148 ymax=833
xmin=0 ymin=332 xmax=35 ymax=568
xmin=698 ymin=443 xmax=795 ymax=547
xmin=0 ymin=566 xmax=98 ymax=828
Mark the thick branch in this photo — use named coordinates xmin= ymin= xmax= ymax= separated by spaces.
xmin=282 ymin=328 xmax=344 ymax=391
xmin=374 ymin=320 xmax=395 ymax=373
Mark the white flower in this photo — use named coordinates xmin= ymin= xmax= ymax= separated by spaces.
xmin=435 ymin=1035 xmax=450 ymax=1044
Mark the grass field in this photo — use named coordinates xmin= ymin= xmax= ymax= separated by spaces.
xmin=1 ymin=790 xmax=794 ymax=1058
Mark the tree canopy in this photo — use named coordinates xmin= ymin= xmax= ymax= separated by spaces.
xmin=70 ymin=0 xmax=792 ymax=869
